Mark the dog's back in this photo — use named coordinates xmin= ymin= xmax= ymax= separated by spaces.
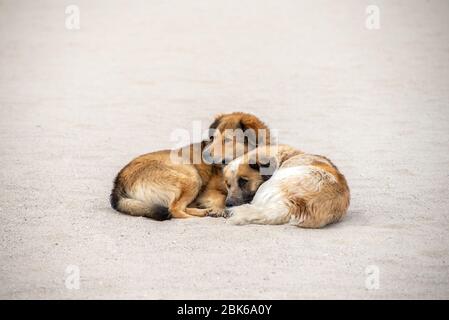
xmin=227 ymin=145 xmax=350 ymax=228
xmin=277 ymin=153 xmax=350 ymax=228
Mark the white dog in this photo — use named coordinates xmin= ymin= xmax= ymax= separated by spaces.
xmin=222 ymin=145 xmax=350 ymax=228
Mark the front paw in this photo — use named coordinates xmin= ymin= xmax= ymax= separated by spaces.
xmin=227 ymin=213 xmax=247 ymax=225
xmin=207 ymin=207 xmax=227 ymax=218
xmin=223 ymin=208 xmax=234 ymax=218
xmin=225 ymin=207 xmax=250 ymax=225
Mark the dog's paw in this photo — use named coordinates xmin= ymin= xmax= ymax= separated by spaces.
xmin=207 ymin=210 xmax=223 ymax=218
xmin=226 ymin=211 xmax=249 ymax=225
xmin=223 ymin=208 xmax=234 ymax=219
xmin=227 ymin=214 xmax=247 ymax=225
xmin=206 ymin=207 xmax=226 ymax=218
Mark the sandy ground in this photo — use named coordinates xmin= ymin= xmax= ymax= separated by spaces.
xmin=1 ymin=0 xmax=449 ymax=299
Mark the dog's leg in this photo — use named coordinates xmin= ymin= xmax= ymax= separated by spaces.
xmin=195 ymin=188 xmax=227 ymax=217
xmin=169 ymin=206 xmax=193 ymax=218
xmin=185 ymin=207 xmax=210 ymax=217
xmin=192 ymin=173 xmax=227 ymax=217
xmin=227 ymin=203 xmax=290 ymax=225
xmin=171 ymin=201 xmax=203 ymax=218
xmin=169 ymin=186 xmax=207 ymax=218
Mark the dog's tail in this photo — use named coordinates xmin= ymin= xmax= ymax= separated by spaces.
xmin=110 ymin=178 xmax=171 ymax=221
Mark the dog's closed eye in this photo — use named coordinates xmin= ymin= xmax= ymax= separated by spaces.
xmin=238 ymin=177 xmax=248 ymax=188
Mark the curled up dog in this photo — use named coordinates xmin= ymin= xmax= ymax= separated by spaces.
xmin=223 ymin=145 xmax=350 ymax=228
xmin=110 ymin=112 xmax=270 ymax=220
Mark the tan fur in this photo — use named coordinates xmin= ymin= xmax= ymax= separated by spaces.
xmin=203 ymin=112 xmax=270 ymax=164
xmin=224 ymin=145 xmax=350 ymax=228
xmin=110 ymin=113 xmax=269 ymax=220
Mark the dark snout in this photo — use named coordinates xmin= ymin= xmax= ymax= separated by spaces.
xmin=225 ymin=198 xmax=236 ymax=207
xmin=225 ymin=197 xmax=243 ymax=208
xmin=226 ymin=191 xmax=256 ymax=207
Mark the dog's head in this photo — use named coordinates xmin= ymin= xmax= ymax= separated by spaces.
xmin=202 ymin=112 xmax=270 ymax=165
xmin=222 ymin=148 xmax=276 ymax=207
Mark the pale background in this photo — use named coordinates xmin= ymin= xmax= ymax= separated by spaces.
xmin=0 ymin=0 xmax=448 ymax=299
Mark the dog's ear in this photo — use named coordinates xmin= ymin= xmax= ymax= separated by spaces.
xmin=207 ymin=115 xmax=223 ymax=142
xmin=238 ymin=120 xmax=247 ymax=132
xmin=209 ymin=114 xmax=224 ymax=130
xmin=249 ymin=163 xmax=259 ymax=171
xmin=249 ymin=159 xmax=271 ymax=171
xmin=238 ymin=113 xmax=268 ymax=131
xmin=238 ymin=114 xmax=270 ymax=147
xmin=249 ymin=160 xmax=274 ymax=181
xmin=239 ymin=116 xmax=260 ymax=147
xmin=260 ymin=160 xmax=274 ymax=181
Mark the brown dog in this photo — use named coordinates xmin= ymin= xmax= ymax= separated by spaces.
xmin=110 ymin=112 xmax=270 ymax=220
xmin=202 ymin=112 xmax=270 ymax=165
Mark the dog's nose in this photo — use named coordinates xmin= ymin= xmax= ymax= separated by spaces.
xmin=225 ymin=199 xmax=235 ymax=207
xmin=221 ymin=159 xmax=227 ymax=165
